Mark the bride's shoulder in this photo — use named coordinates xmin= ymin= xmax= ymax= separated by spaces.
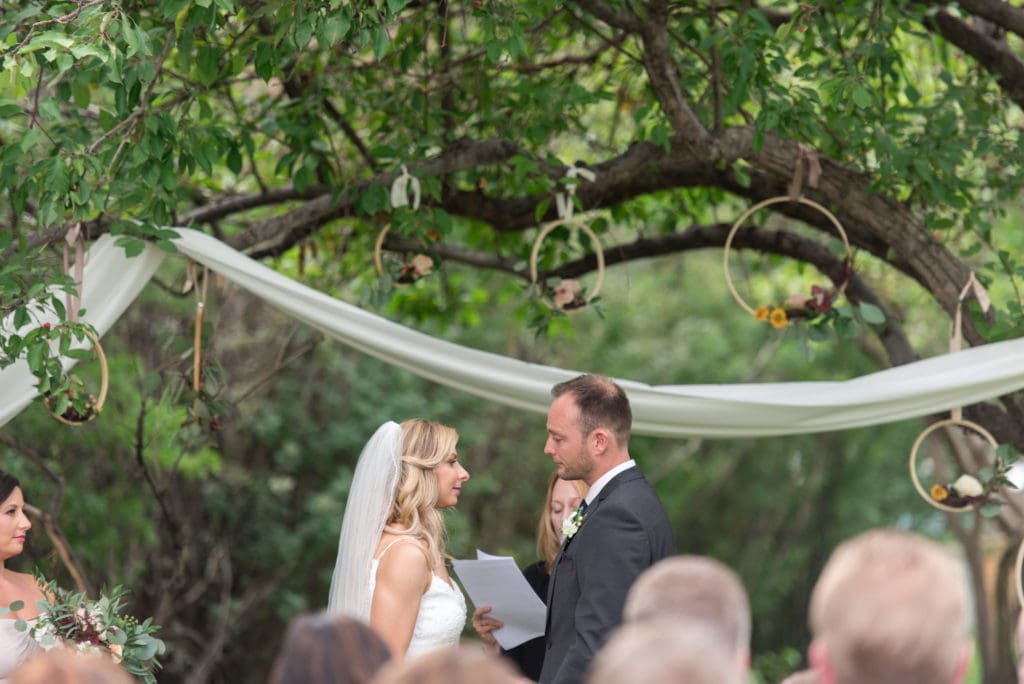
xmin=5 ymin=570 xmax=43 ymax=591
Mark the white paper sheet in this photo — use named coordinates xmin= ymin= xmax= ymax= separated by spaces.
xmin=451 ymin=550 xmax=547 ymax=650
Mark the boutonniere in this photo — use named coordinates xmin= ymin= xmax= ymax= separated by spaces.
xmin=561 ymin=504 xmax=586 ymax=540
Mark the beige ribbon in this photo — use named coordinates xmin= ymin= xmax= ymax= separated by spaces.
xmin=63 ymin=223 xmax=85 ymax=322
xmin=186 ymin=260 xmax=210 ymax=419
xmin=950 ymin=271 xmax=992 ymax=420
xmin=787 ymin=144 xmax=821 ymax=200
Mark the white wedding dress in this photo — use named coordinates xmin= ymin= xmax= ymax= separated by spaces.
xmin=0 ymin=618 xmax=40 ymax=683
xmin=369 ymin=539 xmax=466 ymax=656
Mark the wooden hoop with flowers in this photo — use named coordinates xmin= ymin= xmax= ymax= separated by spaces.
xmin=529 ymin=218 xmax=605 ymax=311
xmin=1015 ymin=537 xmax=1024 ymax=610
xmin=43 ymin=328 xmax=109 ymax=426
xmin=908 ymin=417 xmax=1000 ymax=513
xmin=373 ymin=224 xmax=435 ymax=286
xmin=723 ymin=195 xmax=853 ymax=328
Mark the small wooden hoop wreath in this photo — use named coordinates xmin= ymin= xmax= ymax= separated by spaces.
xmin=528 ymin=218 xmax=606 ymax=310
xmin=908 ymin=417 xmax=999 ymax=513
xmin=723 ymin=195 xmax=853 ymax=318
xmin=373 ymin=224 xmax=433 ymax=285
xmin=1015 ymin=537 xmax=1024 ymax=609
xmin=44 ymin=328 xmax=109 ymax=426
xmin=373 ymin=224 xmax=393 ymax=279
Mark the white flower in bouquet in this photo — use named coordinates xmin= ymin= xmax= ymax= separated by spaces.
xmin=952 ymin=474 xmax=984 ymax=498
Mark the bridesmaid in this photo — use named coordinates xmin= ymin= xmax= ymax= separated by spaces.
xmin=0 ymin=471 xmax=44 ymax=683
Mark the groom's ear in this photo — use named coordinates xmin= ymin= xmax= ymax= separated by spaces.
xmin=590 ymin=427 xmax=611 ymax=454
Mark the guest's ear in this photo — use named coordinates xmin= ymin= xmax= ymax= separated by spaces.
xmin=950 ymin=640 xmax=973 ymax=684
xmin=808 ymin=639 xmax=837 ymax=684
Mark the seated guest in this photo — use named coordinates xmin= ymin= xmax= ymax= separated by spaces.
xmin=269 ymin=611 xmax=392 ymax=684
xmin=807 ymin=528 xmax=972 ymax=684
xmin=586 ymin=619 xmax=743 ymax=684
xmin=623 ymin=554 xmax=750 ymax=673
xmin=370 ymin=644 xmax=521 ymax=684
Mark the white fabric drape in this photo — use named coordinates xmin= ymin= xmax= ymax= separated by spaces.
xmin=3 ymin=227 xmax=1024 ymax=438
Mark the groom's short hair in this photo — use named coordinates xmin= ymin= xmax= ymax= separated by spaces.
xmin=552 ymin=374 xmax=631 ymax=444
xmin=809 ymin=528 xmax=970 ymax=684
xmin=623 ymin=555 xmax=750 ymax=665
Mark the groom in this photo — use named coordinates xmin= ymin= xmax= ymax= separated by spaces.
xmin=539 ymin=374 xmax=676 ymax=684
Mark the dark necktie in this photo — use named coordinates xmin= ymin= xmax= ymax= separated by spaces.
xmin=578 ymin=499 xmax=589 ymax=517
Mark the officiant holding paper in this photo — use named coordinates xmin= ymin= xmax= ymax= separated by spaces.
xmin=470 ymin=473 xmax=589 ymax=681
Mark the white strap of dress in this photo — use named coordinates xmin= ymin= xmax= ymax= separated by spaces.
xmin=374 ymin=536 xmax=424 ymax=562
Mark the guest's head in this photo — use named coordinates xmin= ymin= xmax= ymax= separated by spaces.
xmin=370 ymin=644 xmax=520 ymax=684
xmin=546 ymin=374 xmax=631 ymax=484
xmin=586 ymin=619 xmax=744 ymax=684
xmin=13 ymin=649 xmax=133 ymax=683
xmin=623 ymin=554 xmax=751 ymax=671
xmin=0 ymin=470 xmax=31 ymax=565
xmin=808 ymin=528 xmax=971 ymax=684
xmin=388 ymin=419 xmax=468 ymax=572
xmin=269 ymin=611 xmax=392 ymax=684
xmin=537 ymin=473 xmax=590 ymax=570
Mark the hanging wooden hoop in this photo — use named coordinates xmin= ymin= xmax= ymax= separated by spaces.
xmin=373 ymin=224 xmax=392 ymax=278
xmin=723 ymin=195 xmax=853 ymax=319
xmin=1015 ymin=537 xmax=1024 ymax=610
xmin=528 ymin=218 xmax=606 ymax=311
xmin=374 ymin=224 xmax=434 ymax=286
xmin=44 ymin=328 xmax=109 ymax=426
xmin=908 ymin=417 xmax=999 ymax=513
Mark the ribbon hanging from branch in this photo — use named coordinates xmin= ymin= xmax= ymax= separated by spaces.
xmin=554 ymin=165 xmax=596 ymax=220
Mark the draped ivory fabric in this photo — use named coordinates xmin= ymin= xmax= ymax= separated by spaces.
xmin=3 ymin=227 xmax=1024 ymax=437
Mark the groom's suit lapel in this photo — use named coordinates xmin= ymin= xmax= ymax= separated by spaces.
xmin=546 ymin=468 xmax=642 ymax=620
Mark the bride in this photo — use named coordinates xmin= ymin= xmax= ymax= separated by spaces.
xmin=328 ymin=419 xmax=470 ymax=658
xmin=0 ymin=472 xmax=44 ymax=683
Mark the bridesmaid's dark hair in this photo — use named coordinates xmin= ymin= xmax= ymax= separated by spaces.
xmin=0 ymin=471 xmax=20 ymax=504
xmin=269 ymin=612 xmax=391 ymax=684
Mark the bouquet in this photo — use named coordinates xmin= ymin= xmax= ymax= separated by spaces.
xmin=22 ymin=579 xmax=166 ymax=683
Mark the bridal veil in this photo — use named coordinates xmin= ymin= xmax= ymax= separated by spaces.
xmin=327 ymin=420 xmax=403 ymax=620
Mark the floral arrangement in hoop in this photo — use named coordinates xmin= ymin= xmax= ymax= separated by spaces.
xmin=724 ymin=195 xmax=855 ymax=329
xmin=529 ymin=219 xmax=605 ymax=313
xmin=909 ymin=417 xmax=1018 ymax=514
xmin=752 ymin=260 xmax=854 ymax=329
xmin=39 ymin=326 xmax=109 ymax=426
xmin=373 ymin=224 xmax=439 ymax=286
xmin=15 ymin=579 xmax=166 ymax=683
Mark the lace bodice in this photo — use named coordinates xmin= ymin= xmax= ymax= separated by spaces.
xmin=0 ymin=618 xmax=40 ymax=683
xmin=369 ymin=545 xmax=466 ymax=657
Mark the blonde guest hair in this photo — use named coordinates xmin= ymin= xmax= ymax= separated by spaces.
xmin=587 ymin=619 xmax=743 ymax=684
xmin=809 ymin=528 xmax=969 ymax=684
xmin=536 ymin=473 xmax=589 ymax=572
xmin=623 ymin=555 xmax=751 ymax=662
xmin=383 ymin=418 xmax=459 ymax=573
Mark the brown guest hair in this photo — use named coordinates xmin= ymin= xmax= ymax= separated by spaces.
xmin=551 ymin=374 xmax=631 ymax=445
xmin=268 ymin=612 xmax=392 ymax=684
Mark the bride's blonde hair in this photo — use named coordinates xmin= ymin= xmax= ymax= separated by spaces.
xmin=384 ymin=418 xmax=458 ymax=572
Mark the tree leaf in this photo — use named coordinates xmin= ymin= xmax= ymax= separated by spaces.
xmin=858 ymin=302 xmax=886 ymax=324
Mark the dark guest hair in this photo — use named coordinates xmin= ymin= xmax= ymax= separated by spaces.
xmin=268 ymin=612 xmax=391 ymax=684
xmin=551 ymin=374 xmax=632 ymax=445
xmin=0 ymin=471 xmax=20 ymax=504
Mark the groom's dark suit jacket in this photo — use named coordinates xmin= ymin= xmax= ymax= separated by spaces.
xmin=539 ymin=466 xmax=675 ymax=684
